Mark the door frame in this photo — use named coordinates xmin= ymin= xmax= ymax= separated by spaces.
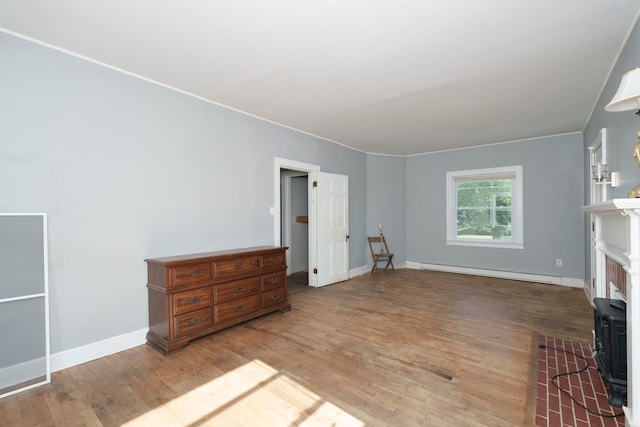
xmin=273 ymin=157 xmax=320 ymax=286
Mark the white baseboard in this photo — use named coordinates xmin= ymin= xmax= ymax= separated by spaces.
xmin=405 ymin=261 xmax=585 ymax=289
xmin=349 ymin=265 xmax=370 ymax=278
xmin=351 ymin=262 xmax=407 ymax=278
xmin=51 ymin=328 xmax=148 ymax=373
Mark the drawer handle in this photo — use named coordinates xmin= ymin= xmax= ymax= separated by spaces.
xmin=270 ymin=257 xmax=277 ymax=263
xmin=233 ymin=286 xmax=246 ymax=293
xmin=270 ymin=294 xmax=281 ymax=301
xmin=269 ymin=277 xmax=280 ymax=284
xmin=234 ymin=304 xmax=247 ymax=312
xmin=189 ymin=271 xmax=199 ymax=277
xmin=188 ymin=317 xmax=203 ymax=326
xmin=187 ymin=296 xmax=202 ymax=304
xmin=235 ymin=263 xmax=242 ymax=270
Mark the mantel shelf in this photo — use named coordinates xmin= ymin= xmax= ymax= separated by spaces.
xmin=582 ymin=198 xmax=640 ymax=214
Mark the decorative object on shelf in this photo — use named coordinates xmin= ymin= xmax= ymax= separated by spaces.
xmin=634 ymin=136 xmax=640 ymax=167
xmin=605 ymin=67 xmax=640 ymax=197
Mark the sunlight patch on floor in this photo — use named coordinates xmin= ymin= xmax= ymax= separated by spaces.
xmin=123 ymin=359 xmax=363 ymax=426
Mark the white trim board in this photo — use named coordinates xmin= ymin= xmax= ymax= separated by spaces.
xmin=349 ymin=265 xmax=371 ymax=278
xmin=50 ymin=328 xmax=148 ymax=373
xmin=405 ymin=261 xmax=584 ymax=288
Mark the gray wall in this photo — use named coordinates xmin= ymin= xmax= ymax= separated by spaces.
xmin=0 ymin=32 xmax=367 ymax=353
xmin=406 ymin=134 xmax=585 ymax=278
xmin=583 ymin=18 xmax=640 ymax=279
xmin=366 ymin=154 xmax=407 ymax=266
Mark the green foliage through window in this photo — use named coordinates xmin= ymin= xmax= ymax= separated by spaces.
xmin=455 ymin=178 xmax=513 ymax=240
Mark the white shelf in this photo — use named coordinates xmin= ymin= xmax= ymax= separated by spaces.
xmin=582 ymin=198 xmax=640 ymax=214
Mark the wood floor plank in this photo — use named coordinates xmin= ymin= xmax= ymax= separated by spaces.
xmin=0 ymin=269 xmax=593 ymax=426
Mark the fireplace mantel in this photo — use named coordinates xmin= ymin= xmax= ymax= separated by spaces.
xmin=583 ymin=198 xmax=640 ymax=426
xmin=583 ymin=199 xmax=640 ymax=215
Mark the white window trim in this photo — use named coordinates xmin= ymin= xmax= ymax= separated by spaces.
xmin=446 ymin=165 xmax=523 ymax=249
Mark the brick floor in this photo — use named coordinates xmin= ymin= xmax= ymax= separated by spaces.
xmin=536 ymin=336 xmax=625 ymax=427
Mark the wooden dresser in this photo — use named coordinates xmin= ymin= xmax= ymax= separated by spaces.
xmin=145 ymin=246 xmax=290 ymax=354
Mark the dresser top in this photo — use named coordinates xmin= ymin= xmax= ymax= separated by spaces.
xmin=145 ymin=246 xmax=287 ymax=265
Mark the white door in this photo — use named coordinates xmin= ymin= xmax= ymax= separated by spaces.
xmin=311 ymin=172 xmax=349 ymax=287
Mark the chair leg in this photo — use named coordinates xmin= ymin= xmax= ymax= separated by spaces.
xmin=371 ymin=256 xmax=395 ymax=273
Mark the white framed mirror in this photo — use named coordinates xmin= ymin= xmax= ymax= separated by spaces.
xmin=0 ymin=214 xmax=50 ymax=399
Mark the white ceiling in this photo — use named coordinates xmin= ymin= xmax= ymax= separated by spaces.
xmin=1 ymin=1 xmax=639 ymax=155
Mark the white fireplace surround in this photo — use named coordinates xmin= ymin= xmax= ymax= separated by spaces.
xmin=583 ymin=199 xmax=640 ymax=426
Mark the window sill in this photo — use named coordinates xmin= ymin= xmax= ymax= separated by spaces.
xmin=447 ymin=240 xmax=524 ymax=249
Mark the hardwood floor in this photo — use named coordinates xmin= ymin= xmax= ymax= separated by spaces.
xmin=0 ymin=269 xmax=593 ymax=426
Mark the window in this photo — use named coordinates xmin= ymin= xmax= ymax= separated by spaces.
xmin=446 ymin=165 xmax=523 ymax=249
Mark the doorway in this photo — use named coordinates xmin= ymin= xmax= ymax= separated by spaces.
xmin=281 ymin=171 xmax=308 ymax=277
xmin=273 ymin=157 xmax=350 ymax=288
xmin=273 ymin=157 xmax=319 ymax=287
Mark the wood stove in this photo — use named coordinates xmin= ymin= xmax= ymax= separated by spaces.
xmin=593 ymin=297 xmax=627 ymax=407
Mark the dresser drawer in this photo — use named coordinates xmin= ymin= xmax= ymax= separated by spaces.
xmin=170 ymin=263 xmax=211 ymax=287
xmin=263 ymin=287 xmax=286 ymax=309
xmin=173 ymin=308 xmax=212 ymax=338
xmin=214 ymin=294 xmax=261 ymax=324
xmin=214 ymin=276 xmax=260 ymax=304
xmin=172 ymin=287 xmax=212 ymax=316
xmin=213 ymin=256 xmax=261 ymax=279
xmin=263 ymin=271 xmax=286 ymax=291
xmin=262 ymin=253 xmax=285 ymax=269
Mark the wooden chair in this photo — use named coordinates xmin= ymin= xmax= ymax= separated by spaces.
xmin=368 ymin=236 xmax=395 ymax=273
